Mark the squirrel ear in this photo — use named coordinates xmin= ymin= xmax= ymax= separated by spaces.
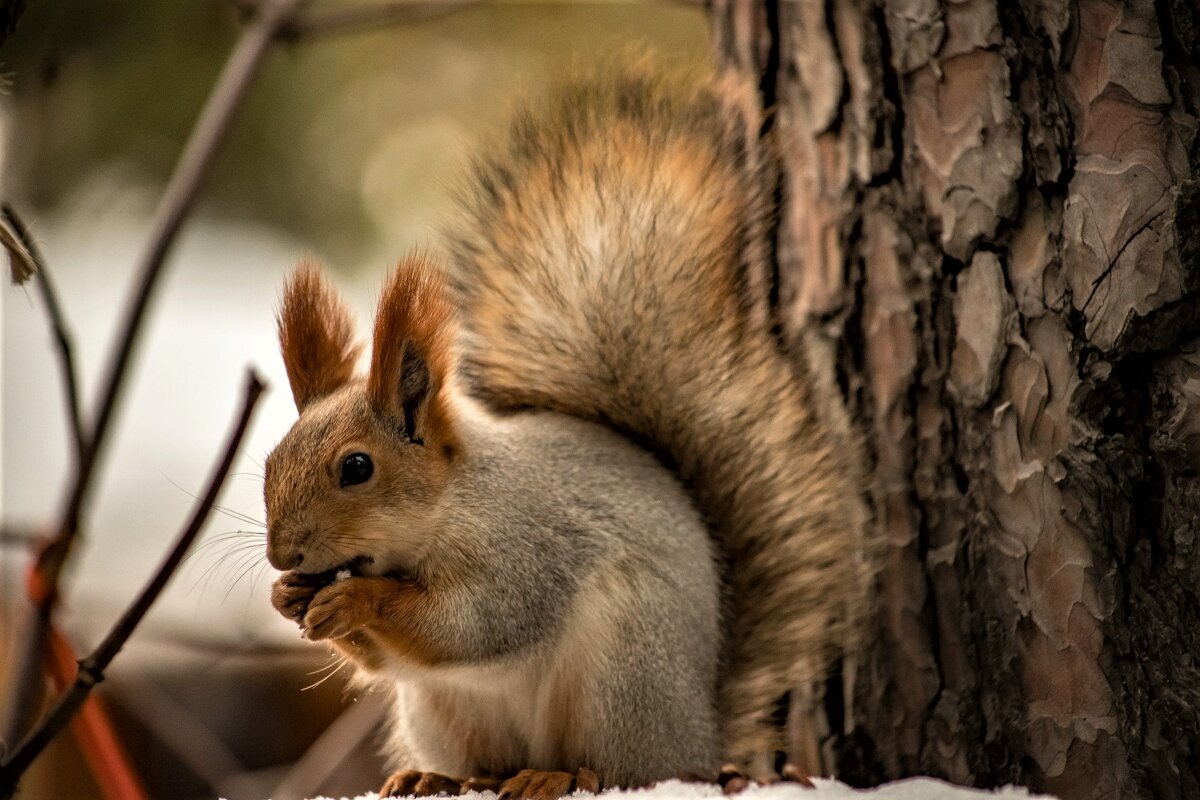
xmin=369 ymin=255 xmax=457 ymax=450
xmin=278 ymin=261 xmax=361 ymax=413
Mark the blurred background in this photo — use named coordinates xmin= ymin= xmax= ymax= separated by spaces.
xmin=0 ymin=2 xmax=707 ymax=797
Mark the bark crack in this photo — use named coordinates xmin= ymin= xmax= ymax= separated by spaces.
xmin=761 ymin=0 xmax=784 ymax=339
xmin=866 ymin=3 xmax=904 ymax=188
xmin=1080 ymin=208 xmax=1168 ymax=317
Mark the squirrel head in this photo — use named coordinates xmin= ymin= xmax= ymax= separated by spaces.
xmin=264 ymin=256 xmax=459 ymax=578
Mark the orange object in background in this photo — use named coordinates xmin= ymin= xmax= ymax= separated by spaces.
xmin=45 ymin=625 xmax=147 ymax=800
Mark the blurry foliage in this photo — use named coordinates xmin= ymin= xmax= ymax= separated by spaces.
xmin=0 ymin=0 xmax=708 ymax=268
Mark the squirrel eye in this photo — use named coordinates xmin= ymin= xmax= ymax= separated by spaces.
xmin=340 ymin=453 xmax=374 ymax=487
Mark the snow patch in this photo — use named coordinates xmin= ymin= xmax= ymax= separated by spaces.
xmin=287 ymin=776 xmax=1055 ymax=800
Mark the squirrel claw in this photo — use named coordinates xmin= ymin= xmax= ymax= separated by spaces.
xmin=458 ymin=776 xmax=506 ymax=794
xmin=780 ymin=762 xmax=815 ymax=788
xmin=718 ymin=767 xmax=750 ymax=795
xmin=381 ymin=769 xmax=462 ymax=797
xmin=717 ymin=761 xmax=815 ymax=793
xmin=574 ymin=767 xmax=600 ymax=794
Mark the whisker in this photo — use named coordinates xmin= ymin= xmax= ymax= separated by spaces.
xmin=161 ymin=471 xmax=267 ymax=528
xmin=184 ymin=532 xmax=270 ymax=597
xmin=211 ymin=504 xmax=266 ymax=528
xmin=194 ymin=530 xmax=264 ymax=549
xmin=241 ymin=449 xmax=266 ymax=471
xmin=222 ymin=550 xmax=271 ymax=603
xmin=303 ymin=656 xmax=351 ymax=692
xmin=185 ymin=532 xmax=264 ymax=573
xmin=307 ymin=655 xmax=348 ymax=678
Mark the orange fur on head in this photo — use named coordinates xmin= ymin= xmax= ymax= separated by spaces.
xmin=278 ymin=261 xmax=361 ymax=412
xmin=369 ymin=255 xmax=458 ymax=453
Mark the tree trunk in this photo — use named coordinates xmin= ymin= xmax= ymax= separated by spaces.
xmin=711 ymin=1 xmax=1200 ymax=798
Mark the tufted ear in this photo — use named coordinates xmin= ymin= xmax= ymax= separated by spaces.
xmin=369 ymin=255 xmax=457 ymax=452
xmin=278 ymin=261 xmax=361 ymax=413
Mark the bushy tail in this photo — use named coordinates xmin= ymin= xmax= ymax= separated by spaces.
xmin=443 ymin=61 xmax=871 ymax=776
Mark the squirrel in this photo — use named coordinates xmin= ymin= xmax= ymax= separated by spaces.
xmin=264 ymin=60 xmax=871 ymax=800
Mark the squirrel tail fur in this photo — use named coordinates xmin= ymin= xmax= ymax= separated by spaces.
xmin=443 ymin=61 xmax=872 ymax=776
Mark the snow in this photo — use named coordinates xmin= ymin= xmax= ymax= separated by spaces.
xmin=294 ymin=776 xmax=1055 ymax=800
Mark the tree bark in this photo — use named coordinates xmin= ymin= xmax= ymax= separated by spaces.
xmin=712 ymin=1 xmax=1200 ymax=798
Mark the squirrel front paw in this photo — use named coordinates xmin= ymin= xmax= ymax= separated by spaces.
xmin=270 ymin=571 xmax=321 ymax=623
xmin=301 ymin=579 xmax=374 ymax=641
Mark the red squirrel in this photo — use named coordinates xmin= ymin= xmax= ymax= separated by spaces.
xmin=265 ymin=61 xmax=871 ymax=799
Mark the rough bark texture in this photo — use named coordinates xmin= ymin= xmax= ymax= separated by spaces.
xmin=712 ymin=1 xmax=1200 ymax=798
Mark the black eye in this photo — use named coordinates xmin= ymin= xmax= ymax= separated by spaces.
xmin=340 ymin=453 xmax=373 ymax=487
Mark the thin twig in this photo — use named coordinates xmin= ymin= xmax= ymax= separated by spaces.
xmin=1 ymin=0 xmax=304 ymax=748
xmin=0 ymin=371 xmax=265 ymax=798
xmin=274 ymin=0 xmax=477 ymax=40
xmin=0 ymin=214 xmax=36 ymax=284
xmin=1 ymin=204 xmax=85 ymax=456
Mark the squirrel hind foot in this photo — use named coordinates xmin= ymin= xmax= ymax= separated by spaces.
xmin=716 ymin=761 xmax=815 ymax=794
xmin=458 ymin=775 xmax=507 ymax=794
xmin=380 ymin=770 xmax=462 ymax=797
xmin=497 ymin=768 xmax=601 ymax=800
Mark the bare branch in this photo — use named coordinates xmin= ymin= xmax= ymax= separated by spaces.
xmin=0 ymin=213 xmax=35 ymax=284
xmin=0 ymin=370 xmax=266 ymax=798
xmin=69 ymin=0 xmax=302 ymax=540
xmin=1 ymin=204 xmax=85 ymax=456
xmin=1 ymin=0 xmax=303 ymax=749
xmin=276 ymin=0 xmax=477 ymax=40
xmin=0 ymin=202 xmax=83 ymax=744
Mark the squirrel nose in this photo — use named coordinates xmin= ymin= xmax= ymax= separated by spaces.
xmin=266 ymin=539 xmax=305 ymax=571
